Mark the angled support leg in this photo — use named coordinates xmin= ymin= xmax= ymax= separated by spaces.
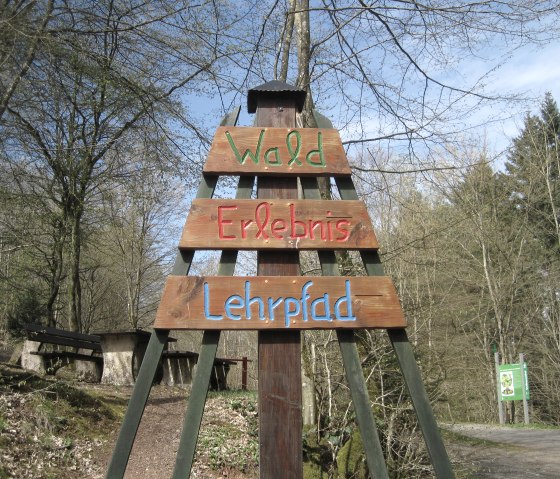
xmin=338 ymin=330 xmax=389 ymax=479
xmin=173 ymin=176 xmax=253 ymax=478
xmin=172 ymin=330 xmax=220 ymax=478
xmin=106 ymin=329 xmax=169 ymax=478
xmin=106 ymin=107 xmax=243 ymax=479
xmin=332 ymin=174 xmax=454 ymax=478
xmin=302 ymin=178 xmax=389 ymax=478
xmin=388 ymin=328 xmax=454 ymax=479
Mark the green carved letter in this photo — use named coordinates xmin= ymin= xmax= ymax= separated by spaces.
xmin=265 ymin=147 xmax=281 ymax=165
xmin=306 ymin=131 xmax=326 ymax=167
xmin=286 ymin=130 xmax=302 ymax=166
xmin=226 ymin=129 xmax=264 ymax=165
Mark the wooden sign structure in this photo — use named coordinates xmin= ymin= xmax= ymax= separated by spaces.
xmin=180 ymin=198 xmax=378 ymax=250
xmin=204 ymin=126 xmax=351 ymax=176
xmin=107 ymin=81 xmax=454 ymax=479
xmin=156 ymin=276 xmax=404 ymax=330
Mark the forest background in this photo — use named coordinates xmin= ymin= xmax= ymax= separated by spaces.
xmin=1 ymin=1 xmax=560 ymax=476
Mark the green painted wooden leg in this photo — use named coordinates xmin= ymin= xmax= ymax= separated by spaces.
xmin=388 ymin=329 xmax=455 ymax=479
xmin=172 ymin=330 xmax=220 ymax=479
xmin=330 ymin=121 xmax=454 ymax=478
xmin=172 ymin=176 xmax=251 ymax=478
xmin=338 ymin=330 xmax=389 ymax=479
xmin=106 ymin=329 xmax=169 ymax=479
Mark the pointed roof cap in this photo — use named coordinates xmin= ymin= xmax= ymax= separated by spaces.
xmin=247 ymin=80 xmax=307 ymax=113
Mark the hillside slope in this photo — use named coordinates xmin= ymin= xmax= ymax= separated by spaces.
xmin=0 ymin=364 xmax=259 ymax=478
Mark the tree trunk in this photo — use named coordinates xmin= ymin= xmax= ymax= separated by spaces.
xmin=67 ymin=204 xmax=83 ymax=332
xmin=0 ymin=0 xmax=54 ymax=121
xmin=46 ymin=222 xmax=65 ymax=328
xmin=277 ymin=0 xmax=295 ymax=82
xmin=295 ymin=0 xmax=316 ymax=129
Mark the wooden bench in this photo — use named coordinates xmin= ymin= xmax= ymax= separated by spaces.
xmin=23 ymin=324 xmax=103 ymax=379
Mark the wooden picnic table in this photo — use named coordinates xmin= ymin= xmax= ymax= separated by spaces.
xmin=95 ymin=329 xmax=164 ymax=386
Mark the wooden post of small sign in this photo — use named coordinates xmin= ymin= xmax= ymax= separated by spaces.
xmin=495 ymin=351 xmax=505 ymax=425
xmin=250 ymin=81 xmax=305 ymax=478
xmin=519 ymin=353 xmax=530 ymax=425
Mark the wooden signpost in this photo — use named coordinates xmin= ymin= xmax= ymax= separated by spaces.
xmin=179 ymin=198 xmax=378 ymax=249
xmin=107 ymin=81 xmax=455 ymax=479
xmin=203 ymin=126 xmax=351 ymax=176
xmin=155 ymin=275 xmax=404 ymax=330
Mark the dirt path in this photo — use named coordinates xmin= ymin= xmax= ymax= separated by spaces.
xmin=100 ymin=386 xmax=257 ymax=479
xmin=445 ymin=424 xmax=560 ymax=478
xmin=102 ymin=386 xmax=212 ymax=478
xmin=123 ymin=390 xmax=187 ymax=478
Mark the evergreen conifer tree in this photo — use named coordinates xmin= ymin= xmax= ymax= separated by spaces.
xmin=504 ymin=94 xmax=560 ymax=423
xmin=505 ymin=93 xmax=560 ymax=254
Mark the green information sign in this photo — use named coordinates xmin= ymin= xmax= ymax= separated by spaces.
xmin=499 ymin=363 xmax=529 ymax=401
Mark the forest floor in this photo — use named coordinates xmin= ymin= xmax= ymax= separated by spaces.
xmin=2 ymin=362 xmax=560 ymax=478
xmin=112 ymin=386 xmax=259 ymax=479
xmin=0 ymin=363 xmax=259 ymax=479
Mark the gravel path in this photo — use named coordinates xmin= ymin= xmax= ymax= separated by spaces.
xmin=445 ymin=423 xmax=560 ymax=478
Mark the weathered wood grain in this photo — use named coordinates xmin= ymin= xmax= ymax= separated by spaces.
xmin=253 ymin=93 xmax=303 ymax=478
xmin=179 ymin=199 xmax=378 ymax=250
xmin=203 ymin=127 xmax=351 ymax=176
xmin=153 ymin=275 xmax=406 ymax=330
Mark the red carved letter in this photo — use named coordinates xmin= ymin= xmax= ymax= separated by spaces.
xmin=335 ymin=219 xmax=351 ymax=242
xmin=217 ymin=205 xmax=237 ymax=240
xmin=271 ymin=219 xmax=287 ymax=239
xmin=255 ymin=202 xmax=271 ymax=239
xmin=290 ymin=204 xmax=307 ymax=238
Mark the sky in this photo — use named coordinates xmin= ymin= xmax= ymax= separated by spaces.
xmin=189 ymin=19 xmax=560 ymax=174
xmin=500 ymin=44 xmax=560 ymax=101
xmin=231 ymin=42 xmax=560 ymax=158
xmin=468 ymin=41 xmax=560 ymax=151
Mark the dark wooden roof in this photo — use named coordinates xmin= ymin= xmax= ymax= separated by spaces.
xmin=247 ymin=80 xmax=306 ymax=113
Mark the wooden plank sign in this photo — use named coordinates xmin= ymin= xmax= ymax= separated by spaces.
xmin=154 ymin=276 xmax=406 ymax=330
xmin=180 ymin=199 xmax=378 ymax=250
xmin=203 ymin=127 xmax=352 ymax=176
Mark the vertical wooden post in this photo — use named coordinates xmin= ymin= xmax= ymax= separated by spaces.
xmin=495 ymin=351 xmax=505 ymax=425
xmin=251 ymin=82 xmax=305 ymax=478
xmin=242 ymin=356 xmax=248 ymax=391
xmin=519 ymin=353 xmax=530 ymax=425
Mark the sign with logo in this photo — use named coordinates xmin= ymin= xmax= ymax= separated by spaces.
xmin=179 ymin=199 xmax=378 ymax=250
xmin=499 ymin=363 xmax=530 ymax=401
xmin=203 ymin=127 xmax=352 ymax=176
xmin=154 ymin=276 xmax=405 ymax=330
